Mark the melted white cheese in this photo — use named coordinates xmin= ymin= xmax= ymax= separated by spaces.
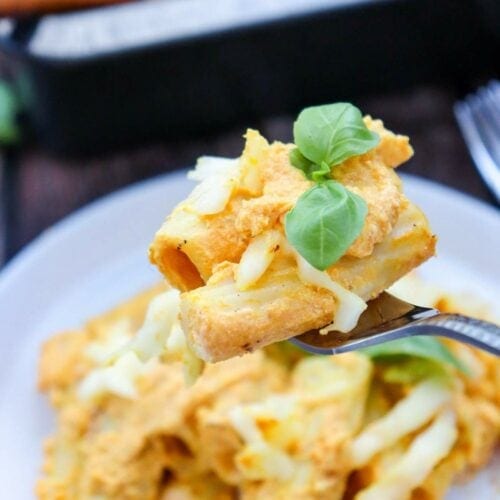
xmin=125 ymin=289 xmax=181 ymax=361
xmin=78 ymin=289 xmax=203 ymax=399
xmin=229 ymin=396 xmax=298 ymax=480
xmin=166 ymin=320 xmax=205 ymax=384
xmin=185 ymin=156 xmax=241 ymax=215
xmin=356 ymin=409 xmax=457 ymax=500
xmin=350 ymin=379 xmax=451 ymax=467
xmin=236 ymin=442 xmax=296 ymax=481
xmin=236 ymin=230 xmax=282 ymax=291
xmin=228 ymin=395 xmax=297 ymax=444
xmin=78 ymin=351 xmax=150 ymax=400
xmin=294 ymin=252 xmax=367 ymax=333
xmin=187 ymin=156 xmax=239 ymax=181
xmin=85 ymin=318 xmax=132 ymax=364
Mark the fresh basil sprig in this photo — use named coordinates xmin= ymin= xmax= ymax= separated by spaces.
xmin=285 ymin=103 xmax=379 ymax=270
xmin=291 ymin=102 xmax=380 ymax=179
xmin=285 ymin=181 xmax=367 ymax=270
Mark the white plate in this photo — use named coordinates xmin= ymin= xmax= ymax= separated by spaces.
xmin=0 ymin=172 xmax=498 ymax=499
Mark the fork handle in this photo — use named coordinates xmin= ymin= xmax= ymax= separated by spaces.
xmin=415 ymin=314 xmax=500 ymax=356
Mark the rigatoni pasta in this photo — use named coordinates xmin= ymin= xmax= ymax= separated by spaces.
xmin=150 ymin=115 xmax=435 ymax=362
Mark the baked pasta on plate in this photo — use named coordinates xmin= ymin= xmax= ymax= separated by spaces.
xmin=37 ymin=275 xmax=499 ymax=500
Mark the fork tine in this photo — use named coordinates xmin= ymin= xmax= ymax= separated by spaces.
xmin=290 ymin=293 xmax=437 ymax=355
xmin=490 ymin=80 xmax=500 ymax=100
xmin=454 ymin=83 xmax=500 ymax=203
xmin=467 ymin=93 xmax=500 ymax=166
xmin=477 ymin=83 xmax=500 ymax=131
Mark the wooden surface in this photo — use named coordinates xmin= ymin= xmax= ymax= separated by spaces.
xmin=0 ymin=84 xmax=496 ymax=267
xmin=1 ymin=0 xmax=125 ymax=15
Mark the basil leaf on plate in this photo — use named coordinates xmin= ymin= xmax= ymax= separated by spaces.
xmin=285 ymin=180 xmax=367 ymax=270
xmin=362 ymin=336 xmax=470 ymax=375
xmin=293 ymin=102 xmax=380 ymax=167
xmin=380 ymin=358 xmax=449 ymax=385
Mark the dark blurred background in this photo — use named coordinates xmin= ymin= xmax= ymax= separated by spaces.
xmin=0 ymin=0 xmax=499 ymax=265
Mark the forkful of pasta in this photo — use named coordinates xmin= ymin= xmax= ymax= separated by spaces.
xmin=114 ymin=102 xmax=498 ymax=381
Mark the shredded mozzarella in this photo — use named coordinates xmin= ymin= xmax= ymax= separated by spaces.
xmin=238 ymin=129 xmax=268 ymax=195
xmin=185 ymin=175 xmax=235 ymax=215
xmin=235 ymin=442 xmax=296 ymax=481
xmin=77 ymin=351 xmax=149 ymax=400
xmin=187 ymin=156 xmax=239 ymax=181
xmin=185 ymin=156 xmax=241 ymax=215
xmin=124 ymin=289 xmax=181 ymax=362
xmin=350 ymin=379 xmax=451 ymax=467
xmin=229 ymin=406 xmax=265 ymax=444
xmin=292 ymin=356 xmax=371 ymax=404
xmin=355 ymin=409 xmax=457 ymax=500
xmin=85 ymin=319 xmax=132 ymax=364
xmin=236 ymin=230 xmax=282 ymax=291
xmin=228 ymin=396 xmax=297 ymax=445
xmin=295 ymin=253 xmax=367 ymax=333
xmin=78 ymin=289 xmax=204 ymax=399
xmin=229 ymin=396 xmax=298 ymax=480
xmin=166 ymin=320 xmax=205 ymax=384
xmin=275 ymin=237 xmax=366 ymax=332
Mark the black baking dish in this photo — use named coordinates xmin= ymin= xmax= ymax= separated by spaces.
xmin=0 ymin=0 xmax=498 ymax=155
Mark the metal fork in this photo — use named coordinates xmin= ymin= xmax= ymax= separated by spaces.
xmin=290 ymin=292 xmax=500 ymax=356
xmin=454 ymin=80 xmax=500 ymax=203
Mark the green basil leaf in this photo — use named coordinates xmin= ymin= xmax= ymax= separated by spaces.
xmin=285 ymin=180 xmax=367 ymax=270
xmin=290 ymin=149 xmax=332 ymax=183
xmin=362 ymin=336 xmax=470 ymax=375
xmin=311 ymin=161 xmax=331 ymax=183
xmin=380 ymin=358 xmax=450 ymax=385
xmin=0 ymin=81 xmax=20 ymax=145
xmin=293 ymin=102 xmax=380 ymax=167
xmin=289 ymin=147 xmax=316 ymax=178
